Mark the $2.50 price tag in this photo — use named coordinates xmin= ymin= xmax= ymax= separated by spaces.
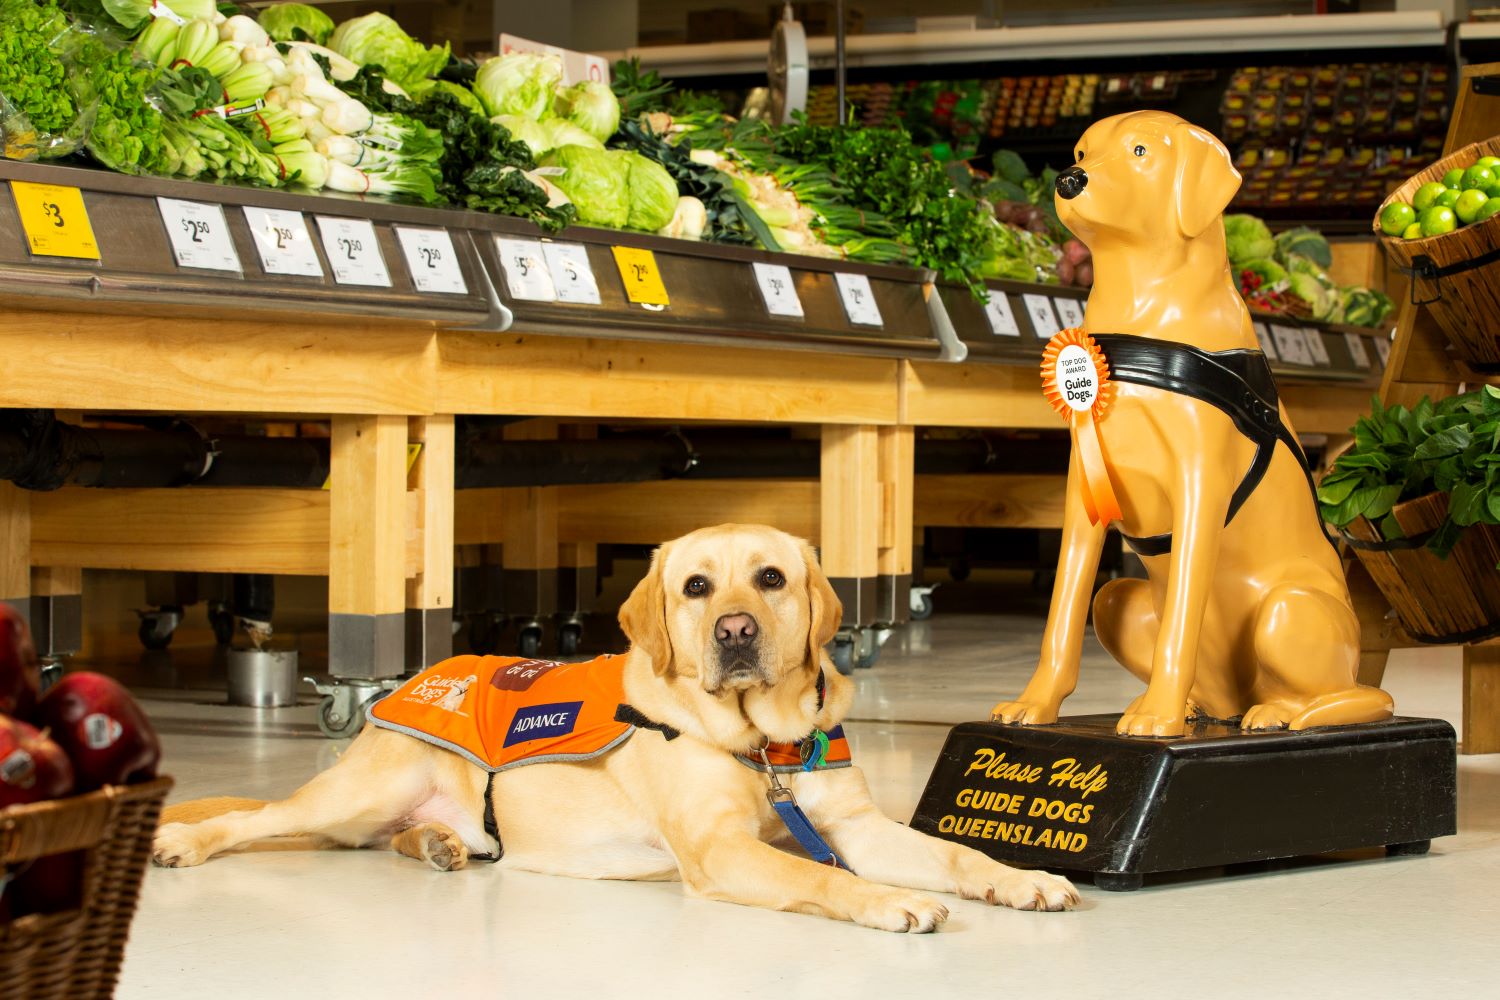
xmin=611 ymin=246 xmax=669 ymax=306
xmin=495 ymin=237 xmax=557 ymax=302
xmin=753 ymin=262 xmax=804 ymax=318
xmin=10 ymin=181 xmax=100 ymax=261
xmin=158 ymin=197 xmax=240 ymax=272
xmin=1271 ymin=324 xmax=1312 ymax=366
xmin=983 ymin=292 xmax=1020 ymax=336
xmin=1052 ymin=296 xmax=1085 ymax=329
xmin=835 ymin=273 xmax=882 ymax=326
xmin=396 ymin=227 xmax=466 ymax=294
xmin=242 ymin=206 xmax=321 ymax=277
xmin=1022 ymin=293 xmax=1060 ymax=338
xmin=542 ymin=242 xmax=601 ymax=305
xmin=316 ymin=216 xmax=389 ymax=287
xmin=1302 ymin=329 xmax=1331 ymax=366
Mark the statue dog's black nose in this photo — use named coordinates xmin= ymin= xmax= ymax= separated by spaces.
xmin=1055 ymin=165 xmax=1088 ymax=200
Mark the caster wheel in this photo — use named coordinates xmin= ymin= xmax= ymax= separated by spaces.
xmin=517 ymin=626 xmax=543 ymax=658
xmin=317 ymin=694 xmax=367 ymax=740
xmin=137 ymin=610 xmax=179 ymax=651
xmin=1387 ymin=840 xmax=1431 ymax=857
xmin=208 ymin=604 xmax=235 ymax=647
xmin=1093 ymin=872 xmax=1143 ymax=892
xmin=856 ymin=645 xmax=881 ymax=669
xmin=909 ymin=592 xmax=933 ymax=621
xmin=467 ymin=613 xmax=503 ymax=655
xmin=830 ymin=636 xmax=856 ymax=675
xmin=947 ymin=559 xmax=971 ymax=583
xmin=558 ymin=622 xmax=583 ymax=656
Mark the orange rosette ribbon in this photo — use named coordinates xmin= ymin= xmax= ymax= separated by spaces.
xmin=1041 ymin=328 xmax=1122 ymax=525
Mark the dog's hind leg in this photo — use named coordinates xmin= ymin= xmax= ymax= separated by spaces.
xmin=1092 ymin=578 xmax=1158 ymax=687
xmin=391 ymin=823 xmax=470 ymax=871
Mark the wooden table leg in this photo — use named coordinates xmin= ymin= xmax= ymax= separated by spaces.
xmin=821 ymin=424 xmax=880 ymax=632
xmin=0 ymin=483 xmax=29 ymax=624
xmin=876 ymin=425 xmax=914 ymax=626
xmin=30 ymin=566 xmax=82 ymax=659
xmin=1463 ymin=645 xmax=1500 ymax=755
xmin=406 ymin=415 xmax=454 ymax=671
xmin=501 ymin=420 xmax=559 ymax=656
xmin=329 ymin=414 xmax=408 ymax=680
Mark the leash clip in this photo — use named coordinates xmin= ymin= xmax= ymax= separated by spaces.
xmin=757 ymin=742 xmax=795 ymax=804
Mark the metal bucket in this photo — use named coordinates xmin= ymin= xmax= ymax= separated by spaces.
xmin=226 ymin=648 xmax=299 ymax=707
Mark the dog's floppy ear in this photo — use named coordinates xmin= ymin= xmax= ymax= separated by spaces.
xmin=620 ymin=542 xmax=673 ymax=676
xmin=1171 ymin=120 xmax=1242 ymax=240
xmin=800 ymin=541 xmax=843 ymax=668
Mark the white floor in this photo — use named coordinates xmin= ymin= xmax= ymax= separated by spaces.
xmin=116 ymin=611 xmax=1499 ymax=1000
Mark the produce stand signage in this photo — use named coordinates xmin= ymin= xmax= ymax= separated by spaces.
xmin=543 ymin=242 xmax=601 ymax=305
xmin=984 ymin=292 xmax=1021 ymax=336
xmin=496 ymin=237 xmax=558 ymax=301
xmin=1345 ymin=333 xmax=1372 ymax=370
xmin=157 ymin=197 xmax=240 ymax=272
xmin=1272 ymin=324 xmax=1314 ymax=365
xmin=396 ymin=227 xmax=466 ymax=294
xmin=498 ymin=33 xmax=608 ymax=85
xmin=1022 ymin=293 xmax=1060 ymax=337
xmin=1052 ymin=296 xmax=1085 ymax=329
xmin=10 ymin=181 xmax=99 ymax=261
xmin=1253 ymin=322 xmax=1278 ymax=361
xmin=835 ymin=273 xmax=883 ymax=326
xmin=1374 ymin=336 xmax=1392 ymax=366
xmin=243 ymin=207 xmax=322 ymax=278
xmin=612 ymin=246 xmax=669 ymax=306
xmin=316 ymin=216 xmax=389 ymax=287
xmin=1303 ymin=329 xmax=1332 ymax=366
xmin=753 ymin=262 xmax=804 ymax=319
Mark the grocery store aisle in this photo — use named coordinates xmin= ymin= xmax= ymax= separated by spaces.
xmin=115 ymin=613 xmax=1496 ymax=1000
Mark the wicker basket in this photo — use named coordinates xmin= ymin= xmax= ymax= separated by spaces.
xmin=1 ymin=776 xmax=172 ymax=1000
xmin=1374 ymin=136 xmax=1500 ymax=371
xmin=1343 ymin=492 xmax=1500 ymax=643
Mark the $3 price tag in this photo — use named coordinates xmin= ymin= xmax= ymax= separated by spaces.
xmin=316 ymin=216 xmax=389 ymax=287
xmin=10 ymin=181 xmax=99 ymax=261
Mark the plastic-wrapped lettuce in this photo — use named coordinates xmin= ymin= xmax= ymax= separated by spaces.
xmin=328 ymin=13 xmax=449 ymax=90
xmin=406 ymin=79 xmax=485 ymax=117
xmin=257 ymin=3 xmax=335 ymax=45
xmin=540 ymin=145 xmax=628 ymax=228
xmin=541 ymin=118 xmax=603 ymax=152
xmin=554 ymin=80 xmax=619 ymax=143
xmin=623 ymin=151 xmax=677 ymax=232
xmin=474 ymin=52 xmax=561 ymax=121
xmin=493 ymin=114 xmax=549 ymax=157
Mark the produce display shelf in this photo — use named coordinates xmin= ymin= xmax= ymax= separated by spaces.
xmin=0 ymin=161 xmax=958 ymax=362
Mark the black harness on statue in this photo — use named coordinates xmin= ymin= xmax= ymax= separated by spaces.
xmin=1088 ymin=334 xmax=1334 ymax=557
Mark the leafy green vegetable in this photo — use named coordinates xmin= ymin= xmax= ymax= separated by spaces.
xmin=491 ymin=113 xmax=548 ymax=156
xmin=473 ymin=51 xmax=560 ymax=120
xmin=1275 ymin=226 xmax=1333 ymax=269
xmin=329 ymin=13 xmax=448 ymax=90
xmin=611 ymin=57 xmax=673 ymax=118
xmin=554 ymin=79 xmax=620 ymax=143
xmin=540 ymin=144 xmax=629 ymax=228
xmin=410 ymin=78 xmax=483 ymax=117
xmin=541 ymin=117 xmax=603 ymax=152
xmin=101 ymin=0 xmax=215 ymax=31
xmin=65 ymin=29 xmax=172 ymax=176
xmin=258 ymin=3 xmax=335 ymax=46
xmin=1224 ymin=213 xmax=1275 ymax=266
xmin=622 ymin=150 xmax=677 ymax=231
xmin=0 ymin=0 xmax=86 ymax=159
xmin=611 ymin=118 xmax=763 ymax=248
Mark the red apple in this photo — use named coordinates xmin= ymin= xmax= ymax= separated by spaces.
xmin=0 ymin=716 xmax=75 ymax=807
xmin=0 ymin=604 xmax=40 ymax=719
xmin=33 ymin=674 xmax=160 ymax=791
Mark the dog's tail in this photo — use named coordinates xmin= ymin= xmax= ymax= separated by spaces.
xmin=160 ymin=796 xmax=267 ymax=825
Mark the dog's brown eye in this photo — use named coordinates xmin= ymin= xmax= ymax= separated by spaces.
xmin=1133 ymin=144 xmax=1147 ymax=157
xmin=684 ymin=575 xmax=710 ymax=597
xmin=759 ymin=567 xmax=785 ymax=590
xmin=1075 ymin=150 xmax=1083 ymax=162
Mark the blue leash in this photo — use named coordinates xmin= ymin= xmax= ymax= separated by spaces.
xmin=756 ymin=744 xmax=852 ymax=872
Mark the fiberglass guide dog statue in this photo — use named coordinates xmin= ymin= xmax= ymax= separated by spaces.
xmin=153 ymin=524 xmax=1077 ymax=932
xmin=993 ymin=111 xmax=1393 ymax=738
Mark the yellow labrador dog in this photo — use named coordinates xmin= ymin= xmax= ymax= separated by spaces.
xmin=153 ymin=524 xmax=1077 ymax=931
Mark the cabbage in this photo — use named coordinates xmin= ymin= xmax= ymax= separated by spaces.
xmin=623 ymin=151 xmax=678 ymax=232
xmin=411 ymin=79 xmax=484 ymax=117
xmin=493 ymin=114 xmax=550 ymax=157
xmin=328 ymin=13 xmax=449 ymax=90
xmin=554 ymin=80 xmax=620 ymax=143
xmin=474 ymin=52 xmax=561 ymax=121
xmin=258 ymin=3 xmax=335 ymax=45
xmin=1223 ymin=213 xmax=1274 ymax=266
xmin=540 ymin=145 xmax=628 ymax=228
xmin=541 ymin=118 xmax=603 ymax=152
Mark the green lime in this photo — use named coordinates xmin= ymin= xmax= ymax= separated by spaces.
xmin=1420 ymin=205 xmax=1458 ymax=236
xmin=1442 ymin=167 xmax=1466 ymax=189
xmin=1436 ymin=188 xmax=1462 ymax=208
xmin=1477 ymin=197 xmax=1500 ymax=223
xmin=1379 ymin=201 xmax=1417 ymax=236
xmin=1456 ymin=188 xmax=1491 ymax=224
xmin=1402 ymin=222 xmax=1424 ymax=239
xmin=1413 ymin=181 xmax=1449 ymax=211
xmin=1476 ymin=156 xmax=1500 ymax=171
xmin=1463 ymin=165 xmax=1498 ymax=191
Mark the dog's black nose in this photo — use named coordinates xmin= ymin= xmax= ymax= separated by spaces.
xmin=1055 ymin=165 xmax=1088 ymax=200
xmin=715 ymin=613 xmax=757 ymax=649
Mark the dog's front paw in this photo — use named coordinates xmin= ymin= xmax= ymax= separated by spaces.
xmin=963 ymin=868 xmax=1080 ymax=912
xmin=853 ymin=888 xmax=950 ymax=933
xmin=1116 ymin=710 xmax=1186 ymax=738
xmin=152 ymin=823 xmax=209 ymax=868
xmin=991 ymin=699 xmax=1059 ymax=726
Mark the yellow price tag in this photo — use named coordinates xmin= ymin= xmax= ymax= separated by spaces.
xmin=610 ymin=246 xmax=669 ymax=306
xmin=321 ymin=443 xmax=423 ymax=490
xmin=10 ymin=181 xmax=100 ymax=260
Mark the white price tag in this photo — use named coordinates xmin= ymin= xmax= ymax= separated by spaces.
xmin=316 ymin=217 xmax=389 ymax=287
xmin=984 ymin=292 xmax=1020 ymax=336
xmin=835 ymin=273 xmax=883 ymax=326
xmin=1023 ymin=293 xmax=1060 ymax=338
xmin=542 ymin=242 xmax=601 ymax=305
xmin=396 ymin=227 xmax=466 ymax=294
xmin=1374 ymin=334 xmax=1391 ymax=367
xmin=1303 ymin=329 xmax=1331 ymax=366
xmin=1271 ymin=324 xmax=1313 ymax=365
xmin=157 ymin=197 xmax=239 ymax=272
xmin=752 ymin=262 xmax=804 ymax=318
xmin=1344 ymin=332 xmax=1371 ymax=370
xmin=242 ymin=207 xmax=321 ymax=278
xmin=1052 ymin=296 xmax=1085 ymax=329
xmin=1253 ymin=322 xmax=1278 ymax=361
xmin=495 ymin=237 xmax=557 ymax=302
